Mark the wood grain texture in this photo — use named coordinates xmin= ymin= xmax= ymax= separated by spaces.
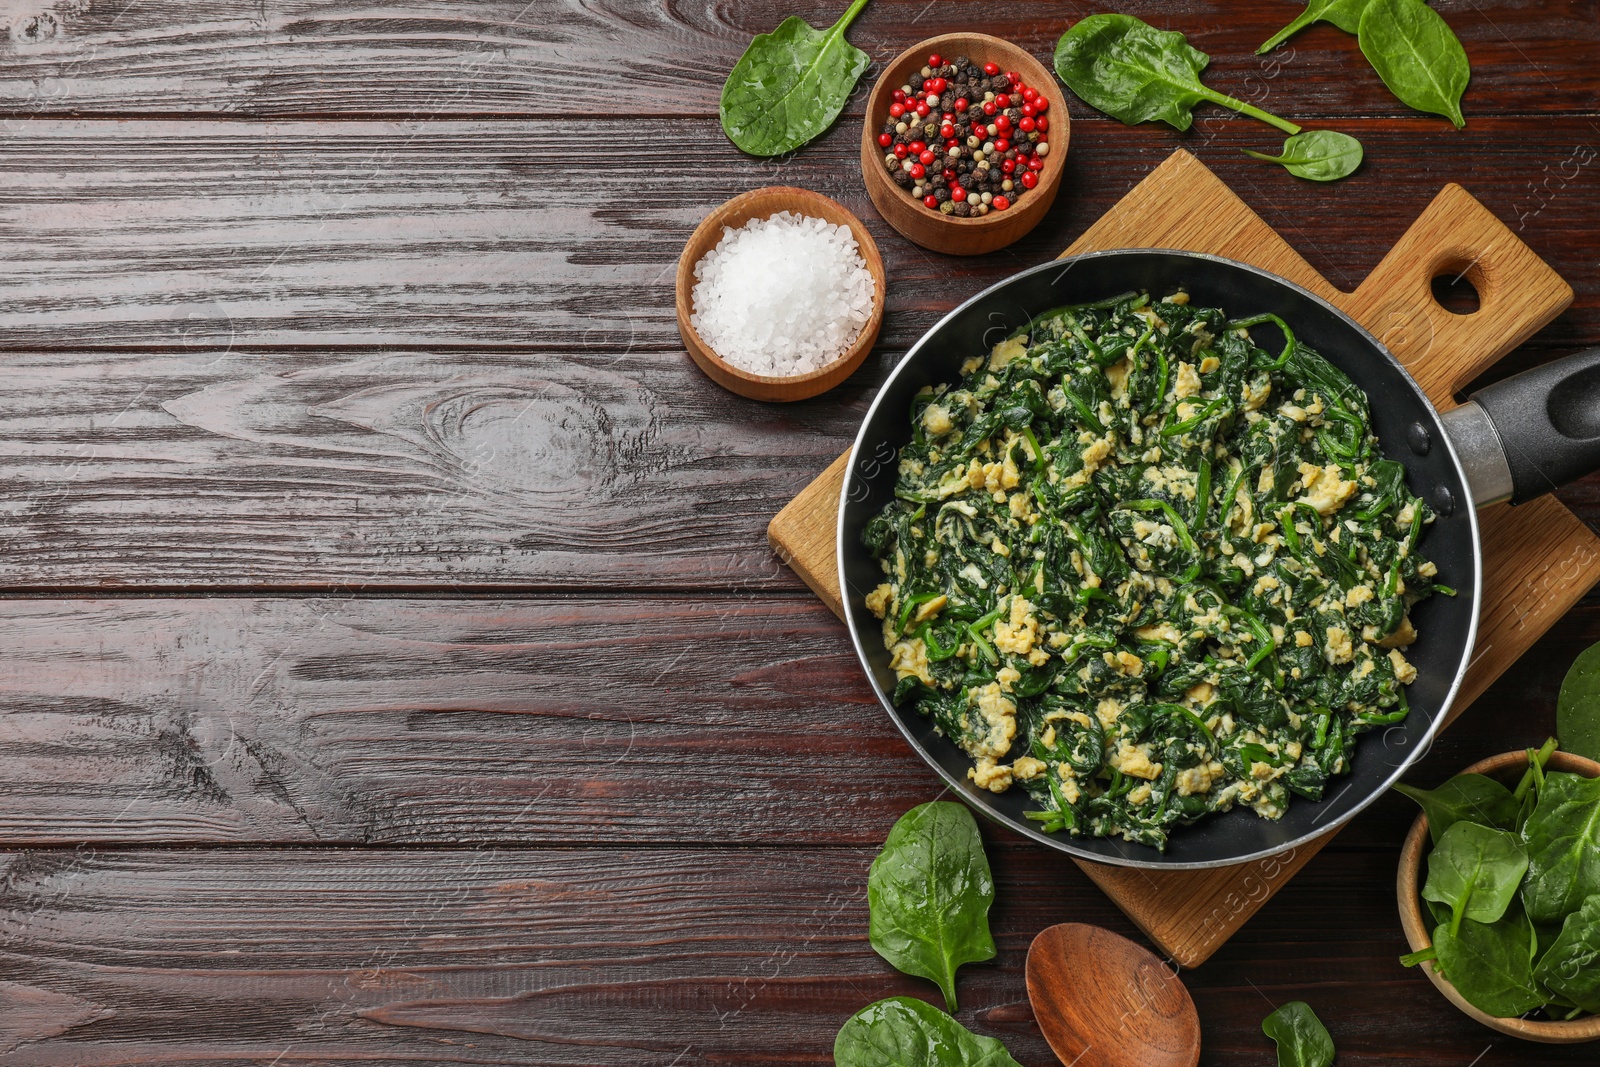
xmin=0 ymin=596 xmax=928 ymax=846
xmin=0 ymin=587 xmax=1589 ymax=852
xmin=0 ymin=843 xmax=1594 ymax=1067
xmin=8 ymin=1 xmax=1600 ymax=1062
xmin=0 ymin=346 xmax=860 ymax=591
xmin=771 ymin=150 xmax=1600 ymax=967
xmin=0 ymin=1 xmax=1594 ymax=118
xmin=0 ymin=118 xmax=1598 ymax=352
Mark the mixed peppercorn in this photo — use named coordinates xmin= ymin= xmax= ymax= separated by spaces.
xmin=877 ymin=53 xmax=1053 ymax=217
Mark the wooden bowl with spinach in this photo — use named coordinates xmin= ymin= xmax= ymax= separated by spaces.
xmin=1397 ymin=745 xmax=1600 ymax=1043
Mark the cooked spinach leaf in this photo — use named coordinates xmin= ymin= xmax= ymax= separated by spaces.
xmin=1258 ymin=0 xmax=1374 ymax=54
xmin=868 ymin=802 xmax=996 ymax=1011
xmin=1432 ymin=906 xmax=1545 ymax=1018
xmin=1533 ymin=894 xmax=1600 ymax=1015
xmin=1357 ymin=0 xmax=1470 ymax=128
xmin=1243 ymin=129 xmax=1364 ymax=181
xmin=1557 ymin=639 xmax=1600 ymax=760
xmin=1054 ymin=14 xmax=1301 ymax=134
xmin=1261 ymin=1001 xmax=1335 ymax=1067
xmin=1395 ymin=773 xmax=1518 ymax=843
xmin=1421 ymin=821 xmax=1528 ymax=931
xmin=834 ymin=996 xmax=1023 ymax=1067
xmin=1521 ymin=771 xmax=1600 ymax=925
xmin=719 ymin=0 xmax=872 ymax=157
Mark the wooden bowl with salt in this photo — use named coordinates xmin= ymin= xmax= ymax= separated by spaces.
xmin=675 ymin=186 xmax=885 ymax=403
xmin=861 ymin=33 xmax=1070 ymax=256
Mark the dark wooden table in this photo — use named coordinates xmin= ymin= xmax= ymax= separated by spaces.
xmin=1 ymin=2 xmax=1598 ymax=1064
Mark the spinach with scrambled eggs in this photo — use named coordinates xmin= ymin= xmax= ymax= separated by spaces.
xmin=862 ymin=291 xmax=1448 ymax=849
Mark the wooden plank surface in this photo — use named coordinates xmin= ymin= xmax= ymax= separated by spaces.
xmin=0 ymin=591 xmax=1589 ymax=853
xmin=6 ymin=0 xmax=1600 ymax=1061
xmin=0 ymin=1 xmax=1594 ymax=118
xmin=0 ymin=841 xmax=1596 ymax=1067
xmin=0 ymin=118 xmax=1594 ymax=352
xmin=0 ymin=346 xmax=843 ymax=591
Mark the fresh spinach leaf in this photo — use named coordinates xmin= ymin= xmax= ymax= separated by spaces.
xmin=1394 ymin=773 xmax=1518 ymax=843
xmin=1421 ymin=821 xmax=1528 ymax=931
xmin=1258 ymin=0 xmax=1374 ymax=53
xmin=1521 ymin=771 xmax=1600 ymax=925
xmin=1054 ymin=14 xmax=1301 ymax=134
xmin=1532 ymin=894 xmax=1600 ymax=1014
xmin=719 ymin=0 xmax=872 ymax=157
xmin=1243 ymin=129 xmax=1364 ymax=181
xmin=1558 ymin=639 xmax=1600 ymax=760
xmin=834 ymin=996 xmax=1023 ymax=1067
xmin=1261 ymin=1001 xmax=1335 ymax=1067
xmin=1432 ymin=907 xmax=1545 ymax=1018
xmin=1357 ymin=0 xmax=1470 ymax=128
xmin=868 ymin=801 xmax=996 ymax=1011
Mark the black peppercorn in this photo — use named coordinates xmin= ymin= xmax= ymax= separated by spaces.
xmin=953 ymin=202 xmax=972 ymax=217
xmin=909 ymin=73 xmax=925 ymax=90
xmin=935 ymin=187 xmax=951 ymax=202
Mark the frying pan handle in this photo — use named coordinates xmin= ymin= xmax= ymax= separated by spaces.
xmin=1451 ymin=348 xmax=1600 ymax=505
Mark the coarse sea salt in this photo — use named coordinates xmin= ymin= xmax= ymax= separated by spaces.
xmin=690 ymin=211 xmax=875 ymax=378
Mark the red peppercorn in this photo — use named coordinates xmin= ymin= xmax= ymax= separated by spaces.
xmin=1006 ymin=70 xmax=1021 ymax=85
xmin=892 ymin=89 xmax=906 ymax=104
xmin=915 ymin=101 xmax=930 ymax=117
xmin=909 ymin=162 xmax=926 ymax=179
xmin=1001 ymin=159 xmax=1017 ymax=174
xmin=1021 ymin=102 xmax=1035 ymax=118
xmin=1022 ymin=87 xmax=1038 ymax=103
xmin=1036 ymin=117 xmax=1049 ymax=133
xmin=994 ymin=138 xmax=1010 ymax=153
xmin=954 ymin=97 xmax=968 ymax=112
xmin=942 ymin=168 xmax=957 ymax=181
xmin=950 ymin=184 xmax=966 ymax=201
xmin=929 ymin=77 xmax=947 ymax=94
xmin=995 ymin=94 xmax=1011 ymax=109
xmin=1020 ymin=170 xmax=1038 ymax=190
xmin=945 ymin=140 xmax=959 ymax=151
xmin=983 ymin=62 xmax=1000 ymax=76
xmin=1028 ymin=155 xmax=1044 ymax=171
xmin=909 ymin=140 xmax=926 ymax=154
xmin=919 ymin=149 xmax=936 ymax=165
xmin=1032 ymin=97 xmax=1049 ymax=113
xmin=1018 ymin=116 xmax=1036 ymax=133
xmin=993 ymin=195 xmax=1010 ymax=211
xmin=878 ymin=132 xmax=893 ymax=147
xmin=939 ymin=123 xmax=955 ymax=140
xmin=995 ymin=115 xmax=1011 ymax=132
xmin=928 ymin=53 xmax=943 ymax=67
xmin=889 ymin=102 xmax=904 ymax=118
xmin=893 ymin=143 xmax=909 ymax=159
xmin=982 ymin=100 xmax=997 ymax=116
xmin=924 ymin=194 xmax=939 ymax=209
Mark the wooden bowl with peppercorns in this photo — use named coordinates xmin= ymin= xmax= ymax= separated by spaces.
xmin=861 ymin=33 xmax=1069 ymax=256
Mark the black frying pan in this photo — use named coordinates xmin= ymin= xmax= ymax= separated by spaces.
xmin=838 ymin=249 xmax=1600 ymax=869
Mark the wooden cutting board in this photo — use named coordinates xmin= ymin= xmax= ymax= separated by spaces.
xmin=769 ymin=149 xmax=1600 ymax=968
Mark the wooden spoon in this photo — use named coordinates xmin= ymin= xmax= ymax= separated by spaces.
xmin=1026 ymin=923 xmax=1200 ymax=1067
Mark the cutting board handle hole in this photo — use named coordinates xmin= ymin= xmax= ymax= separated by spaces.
xmin=1430 ymin=267 xmax=1481 ymax=316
